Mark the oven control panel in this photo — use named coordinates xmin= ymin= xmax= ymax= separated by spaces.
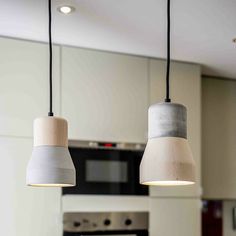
xmin=63 ymin=212 xmax=149 ymax=232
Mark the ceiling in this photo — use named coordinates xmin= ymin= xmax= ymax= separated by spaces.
xmin=0 ymin=0 xmax=236 ymax=78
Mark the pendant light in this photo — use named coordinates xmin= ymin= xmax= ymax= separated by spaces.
xmin=140 ymin=0 xmax=196 ymax=186
xmin=26 ymin=0 xmax=76 ymax=187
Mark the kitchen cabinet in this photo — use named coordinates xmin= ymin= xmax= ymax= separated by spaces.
xmin=62 ymin=195 xmax=149 ymax=212
xmin=61 ymin=47 xmax=148 ymax=143
xmin=0 ymin=137 xmax=62 ymax=236
xmin=223 ymin=201 xmax=236 ymax=236
xmin=149 ymin=198 xmax=201 ymax=236
xmin=202 ymin=77 xmax=236 ymax=199
xmin=0 ymin=37 xmax=60 ymax=137
xmin=149 ymin=59 xmax=202 ymax=197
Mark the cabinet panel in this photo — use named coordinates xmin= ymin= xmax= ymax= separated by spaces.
xmin=149 ymin=198 xmax=201 ymax=236
xmin=202 ymin=77 xmax=236 ymax=199
xmin=149 ymin=59 xmax=202 ymax=197
xmin=61 ymin=47 xmax=148 ymax=143
xmin=223 ymin=201 xmax=236 ymax=236
xmin=0 ymin=137 xmax=62 ymax=236
xmin=62 ymin=195 xmax=149 ymax=212
xmin=0 ymin=37 xmax=60 ymax=137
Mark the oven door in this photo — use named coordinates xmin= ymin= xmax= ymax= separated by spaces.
xmin=63 ymin=147 xmax=148 ymax=195
xmin=64 ymin=230 xmax=148 ymax=236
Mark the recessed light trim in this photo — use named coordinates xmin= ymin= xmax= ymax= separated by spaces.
xmin=57 ymin=5 xmax=75 ymax=15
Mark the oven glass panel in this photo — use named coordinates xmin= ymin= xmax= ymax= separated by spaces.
xmin=63 ymin=147 xmax=149 ymax=195
xmin=86 ymin=160 xmax=128 ymax=183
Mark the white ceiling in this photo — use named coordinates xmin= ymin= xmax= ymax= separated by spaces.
xmin=0 ymin=0 xmax=236 ymax=78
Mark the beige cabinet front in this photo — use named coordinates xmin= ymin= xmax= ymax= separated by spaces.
xmin=0 ymin=37 xmax=60 ymax=137
xmin=61 ymin=47 xmax=148 ymax=143
xmin=149 ymin=198 xmax=201 ymax=236
xmin=149 ymin=59 xmax=202 ymax=197
xmin=202 ymin=77 xmax=236 ymax=199
xmin=0 ymin=137 xmax=62 ymax=236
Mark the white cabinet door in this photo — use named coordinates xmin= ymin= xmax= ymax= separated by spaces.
xmin=0 ymin=137 xmax=62 ymax=236
xmin=223 ymin=201 xmax=236 ymax=236
xmin=0 ymin=37 xmax=60 ymax=137
xmin=61 ymin=47 xmax=148 ymax=143
xmin=62 ymin=195 xmax=149 ymax=213
xmin=149 ymin=59 xmax=202 ymax=197
xmin=202 ymin=77 xmax=236 ymax=199
xmin=149 ymin=198 xmax=201 ymax=236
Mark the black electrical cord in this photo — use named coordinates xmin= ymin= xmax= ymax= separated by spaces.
xmin=165 ymin=0 xmax=171 ymax=103
xmin=48 ymin=0 xmax=54 ymax=116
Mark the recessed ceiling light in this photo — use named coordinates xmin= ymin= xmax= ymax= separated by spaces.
xmin=57 ymin=5 xmax=75 ymax=15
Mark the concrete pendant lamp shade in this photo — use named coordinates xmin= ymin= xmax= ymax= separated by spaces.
xmin=140 ymin=103 xmax=196 ymax=186
xmin=26 ymin=0 xmax=75 ymax=187
xmin=140 ymin=0 xmax=195 ymax=186
xmin=26 ymin=117 xmax=76 ymax=187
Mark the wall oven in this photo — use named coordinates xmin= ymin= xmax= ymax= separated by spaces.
xmin=63 ymin=212 xmax=149 ymax=236
xmin=63 ymin=141 xmax=148 ymax=196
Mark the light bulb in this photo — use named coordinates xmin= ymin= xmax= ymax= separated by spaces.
xmin=58 ymin=6 xmax=75 ymax=15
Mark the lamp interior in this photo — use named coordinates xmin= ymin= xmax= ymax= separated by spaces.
xmin=141 ymin=180 xmax=195 ymax=186
xmin=27 ymin=183 xmax=74 ymax=187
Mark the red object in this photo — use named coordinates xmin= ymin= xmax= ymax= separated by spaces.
xmin=202 ymin=200 xmax=223 ymax=236
xmin=104 ymin=143 xmax=113 ymax=147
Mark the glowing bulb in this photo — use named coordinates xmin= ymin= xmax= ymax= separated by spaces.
xmin=58 ymin=6 xmax=75 ymax=15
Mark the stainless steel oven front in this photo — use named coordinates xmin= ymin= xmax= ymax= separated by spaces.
xmin=63 ymin=212 xmax=149 ymax=236
xmin=63 ymin=140 xmax=148 ymax=196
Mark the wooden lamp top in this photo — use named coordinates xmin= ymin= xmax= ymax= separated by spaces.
xmin=33 ymin=116 xmax=68 ymax=147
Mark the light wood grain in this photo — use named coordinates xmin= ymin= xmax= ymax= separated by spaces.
xmin=34 ymin=116 xmax=68 ymax=147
